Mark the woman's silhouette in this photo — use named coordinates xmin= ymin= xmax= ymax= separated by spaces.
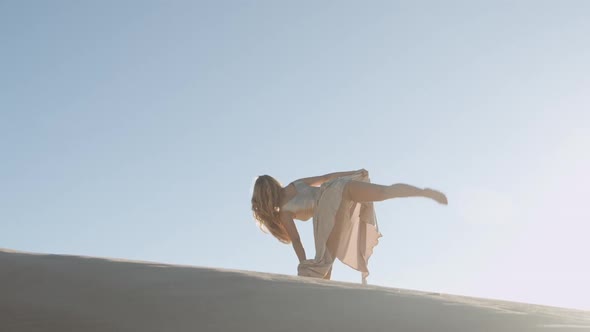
xmin=251 ymin=169 xmax=447 ymax=282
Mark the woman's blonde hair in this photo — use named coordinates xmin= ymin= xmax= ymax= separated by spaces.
xmin=251 ymin=175 xmax=291 ymax=244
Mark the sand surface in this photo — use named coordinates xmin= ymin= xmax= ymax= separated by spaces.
xmin=1 ymin=248 xmax=589 ymax=331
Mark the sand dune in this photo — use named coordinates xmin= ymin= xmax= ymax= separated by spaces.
xmin=1 ymin=248 xmax=589 ymax=332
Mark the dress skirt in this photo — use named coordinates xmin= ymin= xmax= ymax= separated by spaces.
xmin=297 ymin=172 xmax=382 ymax=284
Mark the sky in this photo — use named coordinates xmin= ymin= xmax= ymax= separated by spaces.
xmin=1 ymin=1 xmax=589 ymax=310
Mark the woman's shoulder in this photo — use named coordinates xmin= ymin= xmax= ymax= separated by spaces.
xmin=292 ymin=178 xmax=311 ymax=188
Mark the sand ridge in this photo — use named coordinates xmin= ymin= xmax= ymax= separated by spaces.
xmin=1 ymin=248 xmax=589 ymax=331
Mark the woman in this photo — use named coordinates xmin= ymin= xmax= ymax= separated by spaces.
xmin=251 ymin=169 xmax=447 ymax=283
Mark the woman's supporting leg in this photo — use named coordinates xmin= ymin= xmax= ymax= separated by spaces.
xmin=344 ymin=181 xmax=448 ymax=205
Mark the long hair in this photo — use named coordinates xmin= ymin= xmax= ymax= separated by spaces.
xmin=251 ymin=175 xmax=291 ymax=244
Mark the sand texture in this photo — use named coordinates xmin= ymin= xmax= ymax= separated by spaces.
xmin=1 ymin=249 xmax=589 ymax=332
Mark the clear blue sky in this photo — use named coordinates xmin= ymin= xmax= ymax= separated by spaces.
xmin=2 ymin=1 xmax=589 ymax=310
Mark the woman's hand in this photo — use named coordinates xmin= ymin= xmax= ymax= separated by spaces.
xmin=357 ymin=168 xmax=369 ymax=177
xmin=301 ymin=169 xmax=369 ymax=186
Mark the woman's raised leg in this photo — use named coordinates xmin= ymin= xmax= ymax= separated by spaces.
xmin=344 ymin=181 xmax=448 ymax=205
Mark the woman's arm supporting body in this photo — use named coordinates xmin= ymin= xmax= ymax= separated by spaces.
xmin=280 ymin=211 xmax=306 ymax=262
xmin=296 ymin=169 xmax=367 ymax=187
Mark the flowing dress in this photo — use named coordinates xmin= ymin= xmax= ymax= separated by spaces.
xmin=281 ymin=172 xmax=381 ymax=284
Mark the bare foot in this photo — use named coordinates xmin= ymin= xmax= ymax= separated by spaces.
xmin=424 ymin=188 xmax=448 ymax=205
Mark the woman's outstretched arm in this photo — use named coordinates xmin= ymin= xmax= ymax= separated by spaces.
xmin=280 ymin=212 xmax=306 ymax=262
xmin=298 ymin=169 xmax=366 ymax=187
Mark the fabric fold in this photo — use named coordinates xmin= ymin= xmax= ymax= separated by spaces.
xmin=297 ymin=172 xmax=382 ymax=284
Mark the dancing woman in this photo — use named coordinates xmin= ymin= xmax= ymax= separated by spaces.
xmin=251 ymin=169 xmax=447 ymax=282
